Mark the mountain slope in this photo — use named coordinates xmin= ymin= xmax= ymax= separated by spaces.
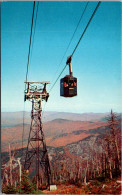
xmin=1 ymin=117 xmax=107 ymax=152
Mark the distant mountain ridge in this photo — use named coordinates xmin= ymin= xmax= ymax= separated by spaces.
xmin=2 ymin=111 xmax=120 ymax=152
xmin=1 ymin=111 xmax=121 ymax=153
xmin=1 ymin=111 xmax=111 ymax=127
xmin=1 ymin=117 xmax=107 ymax=152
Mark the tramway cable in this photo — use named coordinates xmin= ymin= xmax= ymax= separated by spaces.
xmin=42 ymin=64 xmax=67 ymax=116
xmin=21 ymin=2 xmax=101 ymax=184
xmin=30 ymin=2 xmax=39 ymax=63
xmin=71 ymin=1 xmax=101 ymax=57
xmin=49 ymin=64 xmax=67 ymax=93
xmin=43 ymin=2 xmax=89 ymax=115
xmin=60 ymin=1 xmax=101 ymax=98
xmin=49 ymin=1 xmax=101 ymax=95
xmin=22 ymin=105 xmax=25 ymax=156
xmin=49 ymin=1 xmax=89 ymax=90
xmin=22 ymin=1 xmax=39 ymax=157
xmin=25 ymin=1 xmax=35 ymax=84
xmin=24 ymin=1 xmax=101 ymax=133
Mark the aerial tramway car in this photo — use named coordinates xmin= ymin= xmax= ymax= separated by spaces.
xmin=60 ymin=56 xmax=77 ymax=97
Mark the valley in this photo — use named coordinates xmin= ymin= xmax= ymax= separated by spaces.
xmin=1 ymin=112 xmax=108 ymax=152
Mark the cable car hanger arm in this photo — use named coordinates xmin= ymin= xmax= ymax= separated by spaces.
xmin=66 ymin=55 xmax=73 ymax=77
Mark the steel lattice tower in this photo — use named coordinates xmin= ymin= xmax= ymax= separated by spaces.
xmin=24 ymin=81 xmax=51 ymax=187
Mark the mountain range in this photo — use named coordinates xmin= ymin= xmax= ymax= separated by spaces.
xmin=1 ymin=111 xmax=109 ymax=127
xmin=1 ymin=111 xmax=110 ymax=152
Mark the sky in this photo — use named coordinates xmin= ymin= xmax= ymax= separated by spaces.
xmin=1 ymin=1 xmax=121 ymax=113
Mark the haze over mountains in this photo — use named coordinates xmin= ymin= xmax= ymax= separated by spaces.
xmin=1 ymin=111 xmax=109 ymax=127
xmin=1 ymin=111 xmax=111 ymax=152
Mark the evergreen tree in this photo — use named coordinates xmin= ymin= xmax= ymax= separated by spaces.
xmin=21 ymin=171 xmax=34 ymax=194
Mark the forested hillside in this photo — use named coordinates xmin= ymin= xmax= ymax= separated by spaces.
xmin=1 ymin=111 xmax=121 ymax=194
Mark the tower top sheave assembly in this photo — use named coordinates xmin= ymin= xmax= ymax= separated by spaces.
xmin=24 ymin=81 xmax=50 ymax=102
